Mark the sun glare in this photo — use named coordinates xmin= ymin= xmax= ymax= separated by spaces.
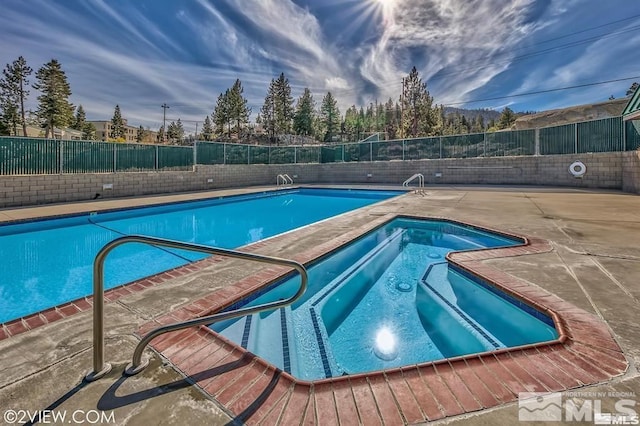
xmin=369 ymin=0 xmax=397 ymax=23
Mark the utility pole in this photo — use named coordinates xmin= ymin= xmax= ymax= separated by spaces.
xmin=400 ymin=78 xmax=404 ymax=139
xmin=161 ymin=103 xmax=169 ymax=143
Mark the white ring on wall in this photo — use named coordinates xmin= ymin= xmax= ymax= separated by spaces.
xmin=569 ymin=161 xmax=586 ymax=177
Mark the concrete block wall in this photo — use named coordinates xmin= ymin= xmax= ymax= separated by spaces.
xmin=0 ymin=152 xmax=635 ymax=209
xmin=622 ymin=150 xmax=640 ymax=193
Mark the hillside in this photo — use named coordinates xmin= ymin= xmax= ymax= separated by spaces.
xmin=443 ymin=107 xmax=501 ymax=123
xmin=514 ymin=98 xmax=627 ymax=130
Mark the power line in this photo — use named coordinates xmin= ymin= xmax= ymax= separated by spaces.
xmin=443 ymin=75 xmax=640 ymax=106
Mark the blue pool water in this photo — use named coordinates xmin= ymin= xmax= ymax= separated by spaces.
xmin=212 ymin=218 xmax=558 ymax=380
xmin=0 ymin=188 xmax=400 ymax=323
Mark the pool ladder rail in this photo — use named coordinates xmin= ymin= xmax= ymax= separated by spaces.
xmin=403 ymin=173 xmax=425 ymax=195
xmin=85 ymin=235 xmax=308 ymax=382
xmin=276 ymin=174 xmax=294 ymax=186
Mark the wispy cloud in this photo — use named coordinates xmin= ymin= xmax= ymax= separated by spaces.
xmin=1 ymin=0 xmax=639 ymax=130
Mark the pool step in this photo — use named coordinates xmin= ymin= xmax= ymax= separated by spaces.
xmin=420 ymin=263 xmax=503 ymax=353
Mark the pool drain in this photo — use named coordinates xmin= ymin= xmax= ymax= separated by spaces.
xmin=395 ymin=281 xmax=413 ymax=292
xmin=428 ymin=252 xmax=441 ymax=259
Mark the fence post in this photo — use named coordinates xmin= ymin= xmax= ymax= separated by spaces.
xmin=534 ymin=128 xmax=540 ymax=156
xmin=402 ymin=140 xmax=406 ymax=161
xmin=294 ymin=146 xmax=297 ymax=164
xmin=483 ymin=133 xmax=487 ymax=157
xmin=439 ymin=137 xmax=443 ymax=159
xmin=574 ymin=122 xmax=578 ymax=154
xmin=268 ymin=146 xmax=271 ymax=164
xmin=223 ymin=143 xmax=227 ymax=165
xmin=59 ymin=139 xmax=64 ymax=174
xmin=113 ymin=144 xmax=117 ymax=172
xmin=155 ymin=145 xmax=159 ymax=170
xmin=247 ymin=145 xmax=250 ymax=165
xmin=193 ymin=141 xmax=197 ymax=171
xmin=622 ymin=119 xmax=627 ymax=151
xmin=370 ymin=142 xmax=373 ymax=162
xmin=341 ymin=145 xmax=345 ymax=162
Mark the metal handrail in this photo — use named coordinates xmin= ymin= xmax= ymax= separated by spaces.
xmin=276 ymin=174 xmax=294 ymax=186
xmin=84 ymin=235 xmax=308 ymax=381
xmin=402 ymin=173 xmax=424 ymax=188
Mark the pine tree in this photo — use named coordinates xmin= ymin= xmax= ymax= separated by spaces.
xmin=293 ymin=88 xmax=315 ymax=137
xmin=0 ymin=98 xmax=18 ymax=136
xmin=273 ymin=73 xmax=294 ymax=135
xmin=109 ymin=104 xmax=125 ymax=140
xmin=157 ymin=125 xmax=165 ymax=143
xmin=72 ymin=104 xmax=86 ymax=130
xmin=0 ymin=119 xmax=9 ymax=136
xmin=497 ymin=107 xmax=516 ymax=130
xmin=228 ymin=79 xmax=250 ymax=137
xmin=261 ymin=79 xmax=277 ymax=143
xmin=202 ymin=115 xmax=213 ymax=140
xmin=343 ymin=105 xmax=359 ymax=141
xmin=33 ymin=59 xmax=74 ymax=138
xmin=175 ymin=119 xmax=185 ymax=143
xmin=212 ymin=92 xmax=230 ymax=136
xmin=319 ymin=92 xmax=341 ymax=142
xmin=136 ymin=125 xmax=145 ymax=143
xmin=82 ymin=122 xmax=96 ymax=140
xmin=627 ymin=82 xmax=639 ymax=97
xmin=400 ymin=66 xmax=436 ymax=138
xmin=0 ymin=56 xmax=32 ymax=136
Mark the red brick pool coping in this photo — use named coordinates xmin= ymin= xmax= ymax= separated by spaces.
xmin=132 ymin=214 xmax=628 ymax=425
xmin=0 ymin=213 xmax=628 ymax=424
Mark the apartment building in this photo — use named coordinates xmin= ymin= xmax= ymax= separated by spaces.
xmin=88 ymin=119 xmax=157 ymax=143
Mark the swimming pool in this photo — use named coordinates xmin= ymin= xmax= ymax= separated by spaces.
xmin=0 ymin=188 xmax=401 ymax=324
xmin=212 ymin=217 xmax=558 ymax=380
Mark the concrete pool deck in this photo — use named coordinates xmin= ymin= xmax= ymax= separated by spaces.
xmin=0 ymin=185 xmax=638 ymax=425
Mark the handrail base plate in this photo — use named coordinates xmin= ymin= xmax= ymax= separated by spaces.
xmin=84 ymin=363 xmax=112 ymax=382
xmin=124 ymin=358 xmax=150 ymax=376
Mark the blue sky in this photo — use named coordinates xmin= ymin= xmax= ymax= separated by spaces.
xmin=2 ymin=0 xmax=640 ymax=133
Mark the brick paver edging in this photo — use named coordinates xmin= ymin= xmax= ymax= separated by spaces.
xmin=138 ymin=215 xmax=628 ymax=425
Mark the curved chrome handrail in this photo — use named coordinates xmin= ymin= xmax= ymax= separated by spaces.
xmin=85 ymin=235 xmax=308 ymax=381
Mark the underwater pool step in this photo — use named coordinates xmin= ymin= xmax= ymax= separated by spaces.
xmin=421 ymin=262 xmax=503 ymax=352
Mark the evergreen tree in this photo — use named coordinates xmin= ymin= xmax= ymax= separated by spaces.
xmin=202 ymin=115 xmax=213 ymax=140
xmin=384 ymin=98 xmax=398 ymax=140
xmin=319 ymin=92 xmax=341 ymax=142
xmin=273 ymin=73 xmax=294 ymax=135
xmin=82 ymin=122 xmax=96 ymax=140
xmin=0 ymin=98 xmax=18 ymax=136
xmin=212 ymin=91 xmax=230 ymax=136
xmin=0 ymin=119 xmax=9 ymax=136
xmin=261 ymin=79 xmax=277 ymax=142
xmin=72 ymin=104 xmax=86 ymax=130
xmin=400 ymin=66 xmax=436 ymax=138
xmin=343 ymin=105 xmax=359 ymax=141
xmin=174 ymin=119 xmax=185 ymax=143
xmin=157 ymin=125 xmax=165 ymax=143
xmin=33 ymin=59 xmax=74 ymax=138
xmin=293 ymin=88 xmax=315 ymax=137
xmin=228 ymin=79 xmax=250 ymax=137
xmin=136 ymin=125 xmax=145 ymax=143
xmin=109 ymin=104 xmax=125 ymax=140
xmin=497 ymin=107 xmax=516 ymax=129
xmin=627 ymin=82 xmax=639 ymax=97
xmin=0 ymin=56 xmax=32 ymax=136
